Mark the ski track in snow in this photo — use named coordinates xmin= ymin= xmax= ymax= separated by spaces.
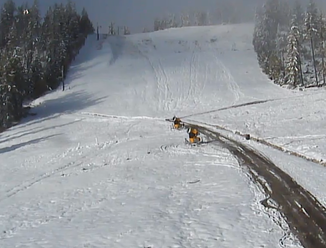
xmin=138 ymin=43 xmax=167 ymax=112
xmin=1 ymin=131 xmax=122 ymax=204
xmin=0 ymin=120 xmax=158 ymax=240
xmin=137 ymin=36 xmax=211 ymax=114
xmin=215 ymin=56 xmax=243 ymax=104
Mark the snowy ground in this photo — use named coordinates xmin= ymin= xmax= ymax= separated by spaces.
xmin=1 ymin=23 xmax=325 ymax=247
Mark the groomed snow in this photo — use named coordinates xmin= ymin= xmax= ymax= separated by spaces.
xmin=2 ymin=22 xmax=325 ymax=247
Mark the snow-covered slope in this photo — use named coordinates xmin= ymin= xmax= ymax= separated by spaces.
xmin=1 ymin=23 xmax=326 ymax=247
xmin=64 ymin=23 xmax=292 ymax=118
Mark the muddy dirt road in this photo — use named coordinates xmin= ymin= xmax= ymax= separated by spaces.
xmin=184 ymin=122 xmax=326 ymax=248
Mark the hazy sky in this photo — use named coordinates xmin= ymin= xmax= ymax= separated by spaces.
xmin=1 ymin=0 xmax=326 ymax=33
xmin=0 ymin=0 xmax=260 ymax=33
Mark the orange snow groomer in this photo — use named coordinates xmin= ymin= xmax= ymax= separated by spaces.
xmin=187 ymin=127 xmax=201 ymax=143
xmin=172 ymin=116 xmax=184 ymax=129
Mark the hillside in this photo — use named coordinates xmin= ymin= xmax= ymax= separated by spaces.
xmin=1 ymin=23 xmax=326 ymax=247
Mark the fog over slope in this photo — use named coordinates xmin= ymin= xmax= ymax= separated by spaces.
xmin=1 ymin=0 xmax=326 ymax=32
xmin=0 ymin=0 xmax=258 ymax=32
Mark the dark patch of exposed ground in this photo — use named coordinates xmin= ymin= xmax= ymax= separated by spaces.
xmin=179 ymin=121 xmax=326 ymax=248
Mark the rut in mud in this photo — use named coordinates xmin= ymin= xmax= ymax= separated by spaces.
xmin=185 ymin=123 xmax=326 ymax=248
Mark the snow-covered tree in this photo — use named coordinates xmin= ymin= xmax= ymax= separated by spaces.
xmin=252 ymin=0 xmax=280 ymax=74
xmin=194 ymin=11 xmax=208 ymax=26
xmin=317 ymin=12 xmax=326 ymax=85
xmin=304 ymin=0 xmax=319 ymax=85
xmin=167 ymin=13 xmax=178 ymax=28
xmin=285 ymin=25 xmax=302 ymax=87
xmin=123 ymin=26 xmax=130 ymax=35
xmin=293 ymin=0 xmax=305 ymax=28
xmin=180 ymin=12 xmax=190 ymax=27
xmin=0 ymin=0 xmax=94 ymax=128
xmin=0 ymin=0 xmax=16 ymax=47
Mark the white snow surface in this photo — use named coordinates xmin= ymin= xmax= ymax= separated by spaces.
xmin=1 ymin=23 xmax=325 ymax=247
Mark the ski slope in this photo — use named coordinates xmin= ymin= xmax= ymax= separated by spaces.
xmin=1 ymin=23 xmax=326 ymax=247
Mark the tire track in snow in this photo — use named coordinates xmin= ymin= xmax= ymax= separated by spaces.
xmin=215 ymin=58 xmax=243 ymax=104
xmin=134 ymin=40 xmax=165 ymax=112
xmin=1 ymin=145 xmax=140 ymax=240
xmin=193 ymin=52 xmax=208 ymax=106
xmin=157 ymin=58 xmax=174 ymax=111
xmin=172 ymin=119 xmax=326 ymax=248
xmin=1 ymin=183 xmax=110 ymax=240
xmin=187 ymin=50 xmax=196 ymax=105
xmin=196 ymin=55 xmax=208 ymax=103
xmin=79 ymin=111 xmax=165 ymax=121
xmin=207 ymin=41 xmax=243 ymax=104
xmin=0 ymin=121 xmax=151 ymax=239
xmin=150 ymin=57 xmax=167 ymax=110
xmin=0 ymin=117 xmax=151 ymax=204
xmin=180 ymin=99 xmax=274 ymax=119
xmin=184 ymin=116 xmax=326 ymax=167
xmin=177 ymin=52 xmax=198 ymax=111
xmin=0 ymin=141 xmax=111 ymax=203
xmin=145 ymin=54 xmax=166 ymax=111
xmin=136 ymin=36 xmax=174 ymax=112
xmin=191 ymin=42 xmax=205 ymax=106
xmin=185 ymin=43 xmax=207 ymax=108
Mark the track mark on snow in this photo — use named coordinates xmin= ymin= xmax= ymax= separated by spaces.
xmin=79 ymin=112 xmax=165 ymax=121
xmin=160 ymin=144 xmax=179 ymax=151
xmin=157 ymin=57 xmax=173 ymax=111
xmin=1 ymin=187 xmax=109 ymax=240
xmin=186 ymin=118 xmax=326 ymax=167
xmin=136 ymin=43 xmax=165 ymax=111
xmin=137 ymin=35 xmax=175 ymax=112
xmin=180 ymin=99 xmax=275 ymax=119
xmin=188 ymin=50 xmax=196 ymax=104
xmin=170 ymin=119 xmax=326 ymax=248
xmin=0 ymin=127 xmax=141 ymax=203
xmin=215 ymin=58 xmax=243 ymax=103
xmin=187 ymin=179 xmax=201 ymax=184
xmin=187 ymin=44 xmax=207 ymax=106
xmin=0 ymin=160 xmax=84 ymax=203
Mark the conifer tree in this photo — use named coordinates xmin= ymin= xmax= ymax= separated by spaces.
xmin=285 ymin=26 xmax=301 ymax=88
xmin=180 ymin=12 xmax=190 ymax=27
xmin=0 ymin=0 xmax=16 ymax=47
xmin=305 ymin=0 xmax=319 ymax=85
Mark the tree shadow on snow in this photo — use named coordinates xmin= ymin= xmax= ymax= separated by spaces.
xmin=9 ymin=90 xmax=106 ymax=134
xmin=32 ymin=90 xmax=106 ymax=119
xmin=108 ymin=36 xmax=126 ymax=65
xmin=63 ymin=34 xmax=108 ymax=87
xmin=0 ymin=134 xmax=59 ymax=154
xmin=0 ymin=120 xmax=79 ymax=145
xmin=70 ymin=34 xmax=107 ymax=68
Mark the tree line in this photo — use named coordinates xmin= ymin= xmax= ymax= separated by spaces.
xmin=0 ymin=0 xmax=94 ymax=130
xmin=253 ymin=0 xmax=326 ymax=89
xmin=145 ymin=0 xmax=256 ymax=32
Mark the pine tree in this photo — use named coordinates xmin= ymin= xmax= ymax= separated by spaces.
xmin=80 ymin=8 xmax=94 ymax=35
xmin=195 ymin=11 xmax=208 ymax=26
xmin=252 ymin=0 xmax=280 ymax=75
xmin=167 ymin=13 xmax=178 ymax=28
xmin=0 ymin=0 xmax=16 ymax=47
xmin=275 ymin=24 xmax=287 ymax=82
xmin=180 ymin=12 xmax=190 ymax=27
xmin=293 ymin=0 xmax=305 ymax=28
xmin=154 ymin=18 xmax=160 ymax=31
xmin=285 ymin=26 xmax=301 ymax=88
xmin=304 ymin=0 xmax=319 ymax=85
xmin=0 ymin=82 xmax=19 ymax=127
xmin=317 ymin=12 xmax=326 ymax=85
xmin=123 ymin=26 xmax=130 ymax=35
xmin=0 ymin=48 xmax=25 ymax=123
